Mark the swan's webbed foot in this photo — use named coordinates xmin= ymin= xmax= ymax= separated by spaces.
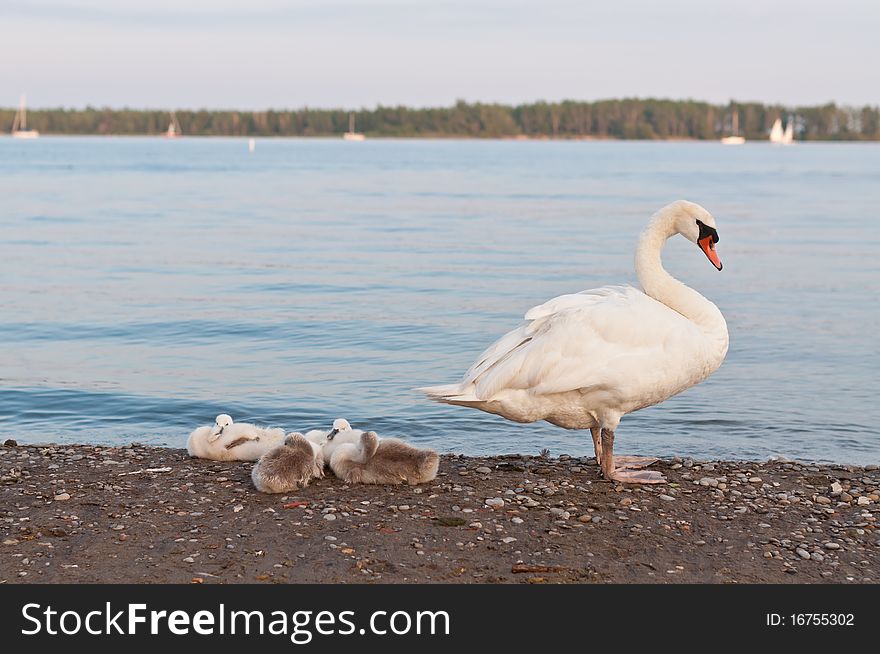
xmin=598 ymin=428 xmax=666 ymax=485
xmin=608 ymin=469 xmax=666 ymax=484
xmin=614 ymin=455 xmax=659 ymax=470
xmin=225 ymin=435 xmax=259 ymax=450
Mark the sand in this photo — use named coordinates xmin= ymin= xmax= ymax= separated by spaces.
xmin=1 ymin=442 xmax=877 ymax=583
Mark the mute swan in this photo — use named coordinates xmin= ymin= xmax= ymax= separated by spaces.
xmin=303 ymin=418 xmax=362 ymax=454
xmin=420 ymin=200 xmax=728 ymax=484
xmin=251 ymin=432 xmax=325 ymax=494
xmin=325 ymin=430 xmax=440 ymax=485
xmin=186 ymin=414 xmax=287 ymax=461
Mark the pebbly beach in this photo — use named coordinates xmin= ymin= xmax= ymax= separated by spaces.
xmin=1 ymin=442 xmax=878 ymax=584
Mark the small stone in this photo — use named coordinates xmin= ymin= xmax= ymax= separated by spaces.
xmin=811 ymin=552 xmax=824 ymax=562
xmin=749 ymin=477 xmax=762 ymax=483
xmin=183 ymin=557 xmax=195 ymax=563
xmin=501 ymin=537 xmax=517 ymax=544
xmin=830 ymin=482 xmax=843 ymax=494
xmin=4 ymin=439 xmax=18 ymax=447
xmin=475 ymin=467 xmax=491 ymax=475
xmin=53 ymin=493 xmax=71 ymax=501
xmin=815 ymin=496 xmax=832 ymax=505
xmin=824 ymin=542 xmax=841 ymax=550
xmin=324 ymin=535 xmax=337 ymax=541
xmin=511 ymin=517 xmax=524 ymax=524
xmin=795 ymin=548 xmax=810 ymax=559
xmin=577 ymin=514 xmax=592 ymax=523
xmin=324 ymin=513 xmax=337 ymax=521
xmin=485 ymin=498 xmax=505 ymax=509
xmin=857 ymin=496 xmax=871 ymax=506
xmin=233 ymin=505 xmax=244 ymax=513
xmin=469 ymin=522 xmax=483 ymax=529
xmin=3 ymin=538 xmax=19 ymax=545
xmin=659 ymin=494 xmax=675 ymax=501
xmin=841 ymin=492 xmax=853 ymax=502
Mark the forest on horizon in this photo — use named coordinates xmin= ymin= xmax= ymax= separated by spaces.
xmin=3 ymin=99 xmax=879 ymax=140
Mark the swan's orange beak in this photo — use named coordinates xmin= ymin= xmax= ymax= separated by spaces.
xmin=699 ymin=236 xmax=722 ymax=270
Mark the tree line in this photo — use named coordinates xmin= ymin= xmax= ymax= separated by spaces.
xmin=3 ymin=99 xmax=878 ymax=140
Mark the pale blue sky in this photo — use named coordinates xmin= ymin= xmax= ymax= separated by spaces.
xmin=1 ymin=0 xmax=877 ymax=109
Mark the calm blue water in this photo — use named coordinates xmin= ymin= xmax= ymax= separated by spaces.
xmin=0 ymin=137 xmax=878 ymax=463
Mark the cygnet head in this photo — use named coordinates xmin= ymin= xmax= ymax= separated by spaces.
xmin=284 ymin=432 xmax=305 ymax=447
xmin=326 ymin=418 xmax=352 ymax=441
xmin=211 ymin=413 xmax=234 ymax=437
xmin=663 ymin=200 xmax=722 ymax=271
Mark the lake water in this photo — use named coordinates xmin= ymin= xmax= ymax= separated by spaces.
xmin=1 ymin=137 xmax=878 ymax=464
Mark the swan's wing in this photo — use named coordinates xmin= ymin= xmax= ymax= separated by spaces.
xmin=467 ymin=285 xmax=702 ymax=399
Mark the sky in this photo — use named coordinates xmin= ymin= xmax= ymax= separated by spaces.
xmin=1 ymin=0 xmax=877 ymax=110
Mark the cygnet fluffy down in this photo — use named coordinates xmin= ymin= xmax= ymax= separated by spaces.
xmin=251 ymin=432 xmax=324 ymax=494
xmin=187 ymin=414 xmax=286 ymax=461
xmin=324 ymin=429 xmax=439 ymax=485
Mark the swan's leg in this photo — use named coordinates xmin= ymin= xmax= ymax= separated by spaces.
xmin=590 ymin=427 xmax=603 ymax=466
xmin=600 ymin=429 xmax=665 ymax=484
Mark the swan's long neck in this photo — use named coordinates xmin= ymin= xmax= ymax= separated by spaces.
xmin=635 ymin=211 xmax=728 ymax=344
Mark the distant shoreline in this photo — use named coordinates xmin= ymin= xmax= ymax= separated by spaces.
xmin=4 ymin=133 xmax=879 ymax=144
xmin=3 ymin=99 xmax=878 ymax=141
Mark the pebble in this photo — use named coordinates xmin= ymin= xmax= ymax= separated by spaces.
xmin=475 ymin=467 xmax=491 ymax=475
xmin=830 ymin=482 xmax=843 ymax=494
xmin=485 ymin=498 xmax=505 ymax=509
xmin=857 ymin=496 xmax=871 ymax=506
xmin=824 ymin=542 xmax=841 ymax=550
xmin=659 ymin=494 xmax=675 ymax=501
xmin=796 ymin=548 xmax=810 ymax=559
xmin=815 ymin=496 xmax=831 ymax=505
xmin=500 ymin=537 xmax=517 ymax=544
xmin=53 ymin=493 xmax=71 ymax=501
xmin=511 ymin=517 xmax=524 ymax=524
xmin=323 ymin=514 xmax=337 ymax=521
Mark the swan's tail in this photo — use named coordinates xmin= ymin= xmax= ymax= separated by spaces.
xmin=417 ymin=383 xmax=482 ymax=406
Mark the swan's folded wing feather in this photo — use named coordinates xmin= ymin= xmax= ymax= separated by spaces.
xmin=469 ymin=286 xmax=702 ymax=399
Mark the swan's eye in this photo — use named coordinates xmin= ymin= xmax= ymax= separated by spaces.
xmin=696 ymin=219 xmax=719 ymax=244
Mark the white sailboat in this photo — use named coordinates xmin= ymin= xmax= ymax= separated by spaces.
xmin=769 ymin=117 xmax=794 ymax=144
xmin=343 ymin=112 xmax=365 ymax=141
xmin=781 ymin=118 xmax=794 ymax=144
xmin=11 ymin=95 xmax=40 ymax=139
xmin=769 ymin=118 xmax=784 ymax=143
xmin=720 ymin=111 xmax=745 ymax=144
xmin=166 ymin=111 xmax=182 ymax=138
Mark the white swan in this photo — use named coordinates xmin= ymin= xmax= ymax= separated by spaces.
xmin=420 ymin=200 xmax=728 ymax=484
xmin=187 ymin=414 xmax=287 ymax=461
xmin=304 ymin=418 xmax=362 ymax=454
